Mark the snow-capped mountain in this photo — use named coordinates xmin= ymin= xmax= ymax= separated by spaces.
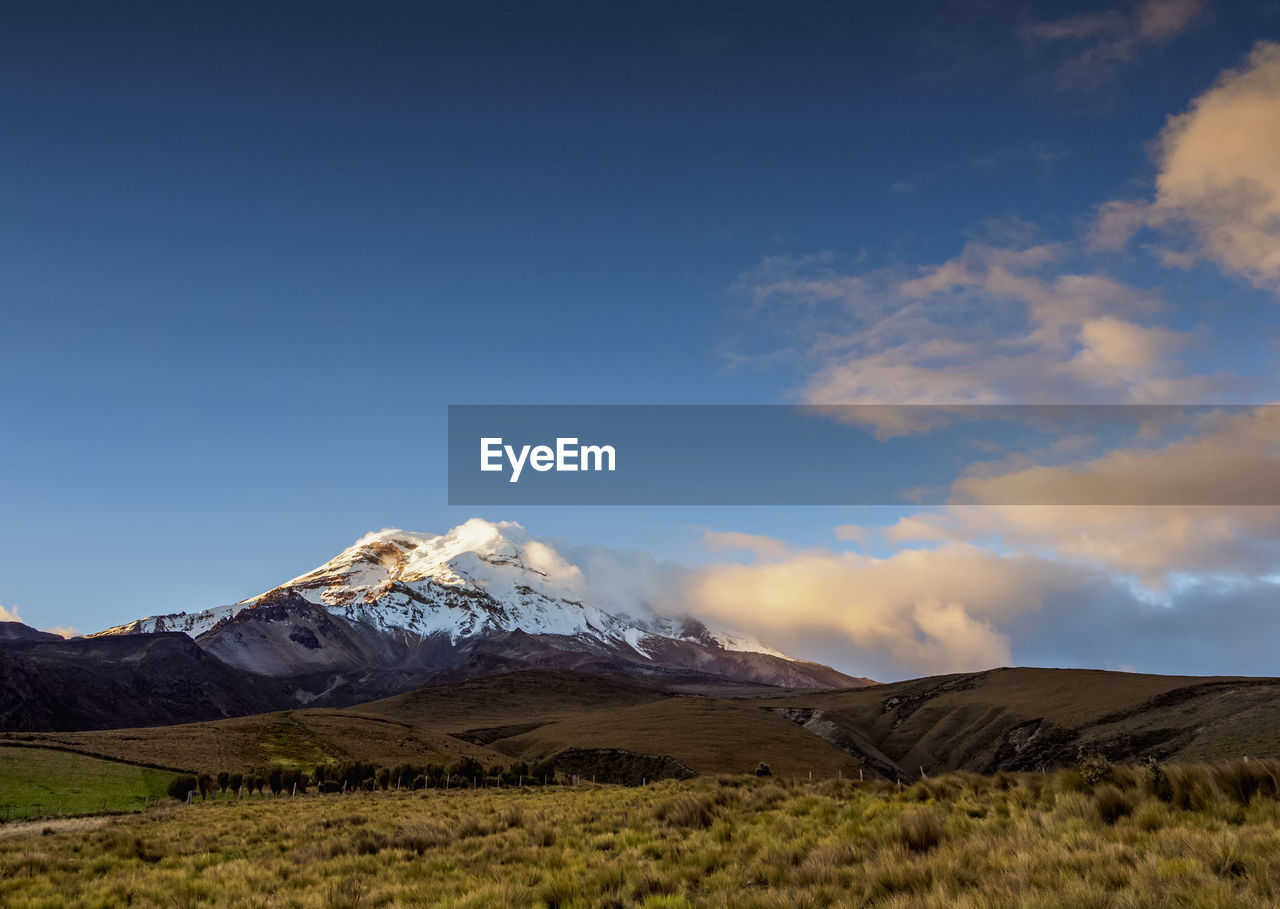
xmin=94 ymin=519 xmax=868 ymax=693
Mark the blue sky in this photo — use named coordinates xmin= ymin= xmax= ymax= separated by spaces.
xmin=3 ymin=1 xmax=1280 ymax=679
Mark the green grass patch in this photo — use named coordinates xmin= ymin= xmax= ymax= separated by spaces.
xmin=255 ymin=722 xmax=331 ymax=769
xmin=0 ymin=746 xmax=174 ymax=819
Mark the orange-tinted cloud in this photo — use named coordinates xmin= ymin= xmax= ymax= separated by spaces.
xmin=1094 ymin=42 xmax=1280 ymax=291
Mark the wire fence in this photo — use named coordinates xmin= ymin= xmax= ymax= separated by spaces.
xmin=0 ymin=793 xmax=157 ymax=823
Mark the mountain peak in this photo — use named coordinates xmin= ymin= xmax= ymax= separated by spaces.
xmin=244 ymin=519 xmax=585 ymax=612
xmin=349 ymin=518 xmax=532 ymax=561
xmin=92 ymin=519 xmax=870 ymax=690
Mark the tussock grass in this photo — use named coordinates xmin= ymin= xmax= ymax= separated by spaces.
xmin=5 ymin=763 xmax=1280 ymax=906
xmin=895 ymin=805 xmax=945 ymax=852
xmin=1214 ymin=759 xmax=1280 ymax=806
xmin=1093 ymin=784 xmax=1133 ymax=825
xmin=655 ymin=793 xmax=714 ymax=829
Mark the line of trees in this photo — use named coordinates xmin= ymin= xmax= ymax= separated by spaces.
xmin=168 ymin=758 xmax=560 ymax=802
xmin=167 ymin=768 xmax=303 ymax=801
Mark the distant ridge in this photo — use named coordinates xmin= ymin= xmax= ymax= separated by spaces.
xmin=10 ymin=666 xmax=1280 ymax=780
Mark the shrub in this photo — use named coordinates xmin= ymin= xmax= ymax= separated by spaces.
xmin=448 ymin=757 xmax=484 ymax=785
xmin=1076 ymin=748 xmax=1112 ymax=787
xmin=529 ymin=759 xmax=556 ymax=785
xmin=755 ymin=762 xmax=772 ymax=777
xmin=167 ymin=775 xmax=199 ymax=802
xmin=896 ymin=806 xmax=944 ymax=853
xmin=1093 ymin=784 xmax=1133 ymax=825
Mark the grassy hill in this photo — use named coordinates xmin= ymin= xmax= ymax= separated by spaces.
xmin=776 ymin=668 xmax=1280 ymax=778
xmin=6 ymin=667 xmax=1280 ymax=784
xmin=0 ymin=710 xmax=509 ymax=774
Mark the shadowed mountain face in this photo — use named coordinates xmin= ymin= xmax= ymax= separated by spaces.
xmin=0 ymin=626 xmax=292 ymax=731
xmin=0 ymin=621 xmax=61 ymax=645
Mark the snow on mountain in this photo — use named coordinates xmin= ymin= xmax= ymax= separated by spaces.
xmin=98 ymin=604 xmax=237 ymax=638
xmin=96 ymin=519 xmax=795 ymax=664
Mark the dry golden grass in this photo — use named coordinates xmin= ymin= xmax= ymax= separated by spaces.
xmin=5 ymin=764 xmax=1280 ymax=907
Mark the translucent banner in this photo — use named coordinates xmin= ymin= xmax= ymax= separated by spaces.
xmin=447 ymin=404 xmax=1280 ymax=505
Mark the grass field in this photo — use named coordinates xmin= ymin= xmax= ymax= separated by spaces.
xmin=0 ymin=746 xmax=174 ymax=820
xmin=7 ymin=760 xmax=1280 ymax=906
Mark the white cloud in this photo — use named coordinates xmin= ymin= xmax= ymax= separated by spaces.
xmin=681 ymin=538 xmax=1085 ymax=674
xmin=1093 ymin=42 xmax=1280 ymax=291
xmin=742 ymin=238 xmax=1222 ymax=433
xmin=0 ymin=603 xmax=20 ymax=623
xmin=866 ymin=406 xmax=1280 ymax=588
